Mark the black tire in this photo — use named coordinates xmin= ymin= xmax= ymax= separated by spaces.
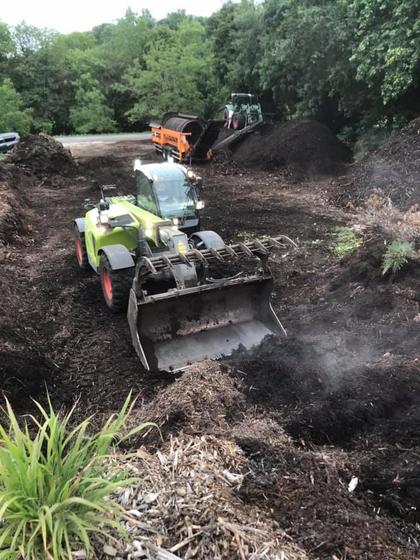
xmin=99 ymin=253 xmax=134 ymax=313
xmin=74 ymin=225 xmax=89 ymax=271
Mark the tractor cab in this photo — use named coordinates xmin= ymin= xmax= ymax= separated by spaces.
xmin=134 ymin=161 xmax=203 ymax=235
xmin=223 ymin=93 xmax=263 ymax=130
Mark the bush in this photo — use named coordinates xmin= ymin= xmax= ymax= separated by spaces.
xmin=382 ymin=240 xmax=416 ymax=275
xmin=0 ymin=78 xmax=32 ymax=135
xmin=333 ymin=226 xmax=362 ymax=258
xmin=0 ymin=395 xmax=153 ymax=559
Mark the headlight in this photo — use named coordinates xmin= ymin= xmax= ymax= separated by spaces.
xmin=187 ymin=169 xmax=195 ymax=180
xmin=196 ymin=200 xmax=205 ymax=210
xmin=172 ymin=217 xmax=179 ymax=226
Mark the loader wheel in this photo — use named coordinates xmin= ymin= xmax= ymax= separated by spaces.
xmin=99 ymin=254 xmax=134 ymax=313
xmin=74 ymin=226 xmax=89 ymax=271
xmin=232 ymin=113 xmax=246 ymax=130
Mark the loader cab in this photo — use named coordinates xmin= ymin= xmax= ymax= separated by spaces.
xmin=134 ymin=162 xmax=203 ymax=235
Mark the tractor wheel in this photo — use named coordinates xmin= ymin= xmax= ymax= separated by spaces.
xmin=74 ymin=225 xmax=89 ymax=271
xmin=99 ymin=254 xmax=134 ymax=313
xmin=232 ymin=113 xmax=246 ymax=130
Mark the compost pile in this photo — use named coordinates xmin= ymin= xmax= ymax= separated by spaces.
xmin=229 ymin=119 xmax=352 ymax=177
xmin=0 ymin=163 xmax=26 ymax=245
xmin=335 ymin=117 xmax=420 ymax=209
xmin=7 ymin=133 xmax=78 ymax=177
xmin=126 ymin=362 xmax=246 ymax=444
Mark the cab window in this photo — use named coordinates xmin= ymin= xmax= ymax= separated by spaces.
xmin=136 ymin=172 xmax=158 ymax=215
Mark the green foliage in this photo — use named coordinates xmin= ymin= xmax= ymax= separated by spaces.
xmin=382 ymin=240 xmax=416 ymax=275
xmin=333 ymin=226 xmax=362 ymax=258
xmin=208 ymin=0 xmax=263 ymax=94
xmin=0 ymin=22 xmax=15 ymax=67
xmin=0 ymin=394 xmax=153 ymax=560
xmin=123 ymin=20 xmax=216 ymax=122
xmin=0 ymin=0 xmax=419 ymax=135
xmin=70 ymin=74 xmax=116 ymax=134
xmin=0 ymin=78 xmax=32 ymax=133
xmin=347 ymin=0 xmax=420 ymax=105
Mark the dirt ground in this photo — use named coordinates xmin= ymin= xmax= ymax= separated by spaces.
xmin=1 ymin=137 xmax=419 ymax=559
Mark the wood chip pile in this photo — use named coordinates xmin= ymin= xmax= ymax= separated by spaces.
xmin=124 ymin=362 xmax=247 ymax=444
xmin=109 ymin=434 xmax=309 ymax=560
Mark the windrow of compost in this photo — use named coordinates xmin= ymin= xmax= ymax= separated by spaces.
xmin=0 ymin=134 xmax=80 ymax=408
xmin=214 ymin=119 xmax=352 ymax=178
xmin=335 ymin=117 xmax=420 ymax=209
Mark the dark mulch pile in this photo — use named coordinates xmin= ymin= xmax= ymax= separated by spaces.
xmin=335 ymin=117 xmax=420 ymax=209
xmin=0 ymin=326 xmax=54 ymax=410
xmin=7 ymin=133 xmax=78 ymax=177
xmin=229 ymin=119 xmax=352 ymax=177
xmin=0 ymin=164 xmax=27 ymax=245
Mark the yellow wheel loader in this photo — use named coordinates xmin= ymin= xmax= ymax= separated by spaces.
xmin=74 ymin=160 xmax=295 ymax=372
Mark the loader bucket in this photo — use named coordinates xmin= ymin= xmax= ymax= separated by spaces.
xmin=127 ymin=276 xmax=285 ymax=372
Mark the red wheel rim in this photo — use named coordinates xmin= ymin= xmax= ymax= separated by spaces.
xmin=102 ymin=269 xmax=113 ymax=301
xmin=75 ymin=237 xmax=83 ymax=264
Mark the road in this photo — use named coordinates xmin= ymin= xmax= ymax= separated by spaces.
xmin=56 ymin=132 xmax=151 ymax=145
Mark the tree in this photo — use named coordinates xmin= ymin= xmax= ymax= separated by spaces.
xmin=97 ymin=9 xmax=155 ymax=129
xmin=257 ymin=0 xmax=383 ymax=132
xmin=0 ymin=78 xmax=32 ymax=133
xmin=0 ymin=21 xmax=15 ymax=70
xmin=123 ymin=20 xmax=217 ymax=123
xmin=69 ymin=73 xmax=116 ymax=133
xmin=7 ymin=24 xmax=64 ymax=132
xmin=347 ymin=0 xmax=420 ymax=106
xmin=208 ymin=0 xmax=263 ymax=94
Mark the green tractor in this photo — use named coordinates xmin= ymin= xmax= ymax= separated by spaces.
xmin=223 ymin=93 xmax=263 ymax=130
xmin=74 ymin=160 xmax=292 ymax=372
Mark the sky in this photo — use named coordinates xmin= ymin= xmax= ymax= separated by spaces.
xmin=0 ymin=0 xmax=230 ymax=34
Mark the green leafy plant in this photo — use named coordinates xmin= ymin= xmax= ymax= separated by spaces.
xmin=333 ymin=226 xmax=362 ymax=258
xmin=0 ymin=394 xmax=154 ymax=560
xmin=382 ymin=240 xmax=416 ymax=275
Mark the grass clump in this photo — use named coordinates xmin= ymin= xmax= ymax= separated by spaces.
xmin=0 ymin=394 xmax=153 ymax=560
xmin=333 ymin=226 xmax=362 ymax=258
xmin=382 ymin=240 xmax=416 ymax=275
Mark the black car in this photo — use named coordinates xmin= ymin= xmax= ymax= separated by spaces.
xmin=0 ymin=132 xmax=20 ymax=153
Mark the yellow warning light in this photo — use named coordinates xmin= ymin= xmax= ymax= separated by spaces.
xmin=177 ymin=241 xmax=187 ymax=254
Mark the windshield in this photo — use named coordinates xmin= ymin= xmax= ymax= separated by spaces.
xmin=154 ymin=179 xmax=196 ymax=219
